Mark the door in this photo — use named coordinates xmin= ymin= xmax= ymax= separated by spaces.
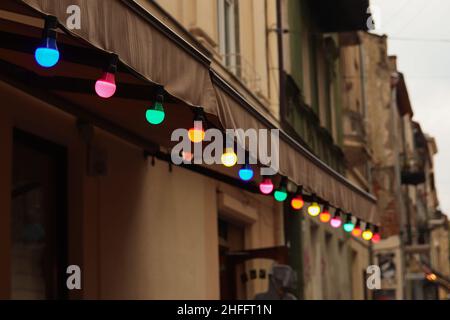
xmin=11 ymin=129 xmax=68 ymax=299
xmin=218 ymin=217 xmax=246 ymax=300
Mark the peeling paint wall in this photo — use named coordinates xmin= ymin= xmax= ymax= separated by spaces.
xmin=362 ymin=34 xmax=404 ymax=238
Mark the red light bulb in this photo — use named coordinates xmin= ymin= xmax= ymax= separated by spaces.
xmin=371 ymin=233 xmax=380 ymax=243
xmin=372 ymin=226 xmax=381 ymax=243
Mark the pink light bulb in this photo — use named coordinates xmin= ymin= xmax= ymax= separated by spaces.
xmin=330 ymin=217 xmax=342 ymax=228
xmin=95 ymin=72 xmax=116 ymax=98
xmin=259 ymin=178 xmax=274 ymax=195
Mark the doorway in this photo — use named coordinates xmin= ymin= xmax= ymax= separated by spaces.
xmin=11 ymin=129 xmax=68 ymax=299
xmin=218 ymin=217 xmax=246 ymax=300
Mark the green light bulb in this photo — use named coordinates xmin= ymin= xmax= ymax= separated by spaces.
xmin=343 ymin=222 xmax=355 ymax=233
xmin=146 ymin=101 xmax=165 ymax=125
xmin=274 ymin=189 xmax=288 ymax=202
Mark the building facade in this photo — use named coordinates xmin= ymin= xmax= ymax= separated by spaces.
xmin=338 ymin=31 xmax=449 ymax=300
xmin=4 ymin=0 xmax=447 ymax=302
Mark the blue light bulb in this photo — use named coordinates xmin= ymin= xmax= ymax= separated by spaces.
xmin=239 ymin=164 xmax=254 ymax=181
xmin=35 ymin=37 xmax=59 ymax=68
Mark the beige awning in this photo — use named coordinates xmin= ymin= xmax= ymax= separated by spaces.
xmin=19 ymin=0 xmax=218 ymax=115
xmin=4 ymin=0 xmax=378 ymax=223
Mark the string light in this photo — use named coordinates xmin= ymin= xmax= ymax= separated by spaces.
xmin=238 ymin=163 xmax=254 ymax=181
xmin=95 ymin=54 xmax=118 ymax=99
xmin=372 ymin=226 xmax=381 ymax=244
xmin=362 ymin=223 xmax=373 ymax=241
xmin=343 ymin=214 xmax=355 ymax=233
xmin=30 ymin=16 xmax=383 ymax=247
xmin=221 ymin=136 xmax=237 ymax=168
xmin=188 ymin=107 xmax=206 ymax=143
xmin=307 ymin=197 xmax=321 ymax=217
xmin=259 ymin=177 xmax=274 ymax=195
xmin=352 ymin=220 xmax=362 ymax=237
xmin=291 ymin=187 xmax=304 ymax=210
xmin=35 ymin=16 xmax=60 ymax=68
xmin=330 ymin=209 xmax=342 ymax=228
xmin=426 ymin=273 xmax=437 ymax=282
xmin=221 ymin=148 xmax=237 ymax=167
xmin=274 ymin=177 xmax=288 ymax=202
xmin=181 ymin=151 xmax=193 ymax=162
xmin=319 ymin=205 xmax=331 ymax=223
xmin=146 ymin=90 xmax=165 ymax=125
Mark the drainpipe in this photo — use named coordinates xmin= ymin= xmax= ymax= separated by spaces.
xmin=276 ymin=0 xmax=286 ymax=120
xmin=358 ymin=41 xmax=372 ymax=191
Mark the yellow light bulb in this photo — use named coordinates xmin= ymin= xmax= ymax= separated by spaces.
xmin=362 ymin=229 xmax=373 ymax=241
xmin=307 ymin=202 xmax=321 ymax=217
xmin=188 ymin=128 xmax=205 ymax=143
xmin=221 ymin=148 xmax=237 ymax=167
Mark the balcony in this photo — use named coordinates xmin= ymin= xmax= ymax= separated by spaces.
xmin=283 ymin=74 xmax=345 ymax=173
xmin=401 ymin=154 xmax=425 ymax=185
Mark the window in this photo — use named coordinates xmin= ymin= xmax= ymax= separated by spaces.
xmin=217 ymin=0 xmax=240 ymax=76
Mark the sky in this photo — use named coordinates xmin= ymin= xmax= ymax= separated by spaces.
xmin=369 ymin=0 xmax=450 ymax=215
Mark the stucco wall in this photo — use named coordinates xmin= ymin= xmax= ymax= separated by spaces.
xmin=430 ymin=225 xmax=450 ymax=300
xmin=153 ymin=0 xmax=278 ymax=116
xmin=90 ymin=137 xmax=219 ymax=299
xmin=302 ymin=216 xmax=355 ymax=300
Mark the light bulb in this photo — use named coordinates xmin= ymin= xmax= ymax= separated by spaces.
xmin=362 ymin=228 xmax=373 ymax=241
xmin=188 ymin=128 xmax=205 ymax=143
xmin=371 ymin=226 xmax=381 ymax=243
xmin=330 ymin=216 xmax=342 ymax=228
xmin=343 ymin=215 xmax=355 ymax=233
xmin=426 ymin=273 xmax=437 ymax=282
xmin=330 ymin=209 xmax=342 ymax=228
xmin=95 ymin=72 xmax=117 ymax=98
xmin=343 ymin=221 xmax=355 ymax=233
xmin=307 ymin=202 xmax=321 ymax=217
xmin=188 ymin=123 xmax=205 ymax=143
xmin=189 ymin=108 xmax=206 ymax=143
xmin=181 ymin=151 xmax=193 ymax=162
xmin=221 ymin=148 xmax=238 ymax=167
xmin=274 ymin=178 xmax=288 ymax=202
xmin=35 ymin=17 xmax=59 ymax=68
xmin=371 ymin=233 xmax=381 ymax=244
xmin=291 ymin=196 xmax=304 ymax=210
xmin=239 ymin=164 xmax=254 ymax=181
xmin=146 ymin=99 xmax=165 ymax=125
xmin=352 ymin=225 xmax=362 ymax=237
xmin=274 ymin=188 xmax=288 ymax=202
xmin=319 ymin=210 xmax=331 ymax=223
xmin=259 ymin=178 xmax=274 ymax=195
xmin=35 ymin=43 xmax=59 ymax=68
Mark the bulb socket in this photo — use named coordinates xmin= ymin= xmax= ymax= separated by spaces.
xmin=42 ymin=16 xmax=58 ymax=42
